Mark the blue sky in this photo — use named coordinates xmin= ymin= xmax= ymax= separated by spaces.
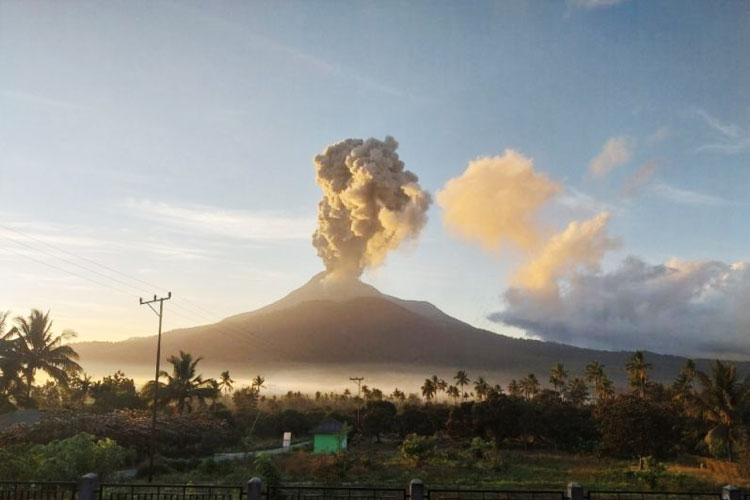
xmin=1 ymin=0 xmax=748 ymax=354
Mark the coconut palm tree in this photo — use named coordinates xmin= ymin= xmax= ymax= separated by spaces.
xmin=454 ymin=370 xmax=470 ymax=401
xmin=519 ymin=373 xmax=540 ymax=399
xmin=447 ymin=385 xmax=460 ymax=405
xmin=252 ymin=375 xmax=266 ymax=395
xmin=474 ymin=376 xmax=490 ymax=401
xmin=549 ymin=363 xmax=568 ymax=396
xmin=507 ymin=379 xmax=522 ymax=397
xmin=9 ymin=310 xmax=81 ymax=401
xmin=158 ymin=351 xmax=218 ymax=415
xmin=585 ymin=361 xmax=614 ymax=402
xmin=430 ymin=375 xmax=447 ymax=402
xmin=218 ymin=370 xmax=235 ymax=395
xmin=421 ymin=378 xmax=436 ymax=401
xmin=626 ymin=351 xmax=652 ymax=397
xmin=672 ymin=359 xmax=696 ymax=404
xmin=692 ymin=360 xmax=750 ymax=461
xmin=0 ymin=311 xmax=24 ymax=401
xmin=391 ymin=388 xmax=405 ymax=402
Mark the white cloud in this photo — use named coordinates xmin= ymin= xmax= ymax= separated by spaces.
xmin=568 ymin=0 xmax=629 ymax=9
xmin=123 ymin=199 xmax=315 ymax=240
xmin=695 ymin=110 xmax=750 ymax=154
xmin=589 ymin=136 xmax=634 ymax=177
xmin=647 ymin=126 xmax=670 ymax=144
xmin=623 ymin=161 xmax=657 ymax=197
xmin=495 ymin=257 xmax=750 ymax=358
xmin=649 ymin=182 xmax=728 ymax=207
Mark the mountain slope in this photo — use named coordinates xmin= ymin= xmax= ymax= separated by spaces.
xmin=74 ymin=274 xmax=750 ymax=386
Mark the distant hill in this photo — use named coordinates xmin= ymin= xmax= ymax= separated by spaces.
xmin=74 ymin=273 xmax=750 ymax=390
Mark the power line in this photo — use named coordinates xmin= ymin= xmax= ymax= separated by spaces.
xmin=1 ymin=225 xmax=301 ymax=359
xmin=0 ymin=223 xmax=166 ymax=292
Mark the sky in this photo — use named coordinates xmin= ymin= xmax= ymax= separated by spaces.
xmin=1 ymin=0 xmax=749 ymax=358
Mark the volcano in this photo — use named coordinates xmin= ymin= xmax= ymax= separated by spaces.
xmin=74 ymin=273 xmax=747 ymax=390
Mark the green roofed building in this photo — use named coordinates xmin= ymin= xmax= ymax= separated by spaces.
xmin=312 ymin=418 xmax=348 ymax=453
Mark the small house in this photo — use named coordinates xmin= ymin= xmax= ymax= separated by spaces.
xmin=312 ymin=418 xmax=347 ymax=453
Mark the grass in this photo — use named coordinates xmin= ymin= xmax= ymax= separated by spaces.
xmin=140 ymin=439 xmax=745 ymax=491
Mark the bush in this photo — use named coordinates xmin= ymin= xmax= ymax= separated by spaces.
xmin=0 ymin=432 xmax=133 ymax=481
xmin=0 ymin=410 xmax=231 ymax=458
xmin=254 ymin=453 xmax=281 ymax=486
xmin=400 ymin=433 xmax=436 ymax=466
xmin=469 ymin=437 xmax=493 ymax=460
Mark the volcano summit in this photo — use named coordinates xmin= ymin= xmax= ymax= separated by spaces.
xmin=73 ymin=273 xmax=739 ymax=391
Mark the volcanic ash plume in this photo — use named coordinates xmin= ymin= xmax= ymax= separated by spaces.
xmin=312 ymin=136 xmax=431 ymax=278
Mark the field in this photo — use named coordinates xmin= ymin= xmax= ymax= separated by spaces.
xmin=150 ymin=438 xmax=748 ymax=491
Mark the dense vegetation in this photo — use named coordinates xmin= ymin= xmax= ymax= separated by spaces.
xmin=1 ymin=309 xmax=750 ymax=487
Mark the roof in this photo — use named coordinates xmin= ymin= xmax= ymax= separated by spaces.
xmin=311 ymin=418 xmax=344 ymax=434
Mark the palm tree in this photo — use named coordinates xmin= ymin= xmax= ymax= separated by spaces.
xmin=70 ymin=373 xmax=93 ymax=408
xmin=10 ymin=310 xmax=81 ymax=400
xmin=218 ymin=370 xmax=235 ymax=395
xmin=0 ymin=311 xmax=23 ymax=400
xmin=626 ymin=351 xmax=652 ymax=397
xmin=158 ymin=351 xmax=218 ymax=415
xmin=585 ymin=361 xmax=614 ymax=402
xmin=447 ymin=385 xmax=460 ymax=405
xmin=507 ymin=379 xmax=522 ymax=397
xmin=692 ymin=360 xmax=750 ymax=461
xmin=566 ymin=377 xmax=589 ymax=406
xmin=474 ymin=376 xmax=490 ymax=401
xmin=454 ymin=370 xmax=470 ymax=401
xmin=549 ymin=362 xmax=568 ymax=396
xmin=391 ymin=388 xmax=405 ymax=401
xmin=252 ymin=375 xmax=266 ymax=394
xmin=519 ymin=373 xmax=540 ymax=399
xmin=421 ymin=378 xmax=436 ymax=401
xmin=672 ymin=359 xmax=696 ymax=404
xmin=430 ymin=375 xmax=447 ymax=402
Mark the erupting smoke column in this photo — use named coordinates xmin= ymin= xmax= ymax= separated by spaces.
xmin=312 ymin=136 xmax=431 ymax=278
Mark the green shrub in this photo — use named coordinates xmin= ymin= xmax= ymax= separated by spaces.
xmin=469 ymin=437 xmax=493 ymax=460
xmin=0 ymin=432 xmax=132 ymax=481
xmin=400 ymin=433 xmax=436 ymax=466
xmin=254 ymin=453 xmax=281 ymax=486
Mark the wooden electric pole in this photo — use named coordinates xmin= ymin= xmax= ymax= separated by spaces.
xmin=349 ymin=376 xmax=364 ymax=428
xmin=140 ymin=292 xmax=171 ymax=483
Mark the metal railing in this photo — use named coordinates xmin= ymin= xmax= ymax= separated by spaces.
xmin=266 ymin=486 xmax=407 ymax=500
xmin=586 ymin=491 xmax=722 ymax=500
xmin=98 ymin=484 xmax=245 ymax=500
xmin=427 ymin=490 xmax=565 ymax=500
xmin=0 ymin=482 xmax=79 ymax=500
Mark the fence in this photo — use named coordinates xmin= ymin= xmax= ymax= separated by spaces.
xmin=266 ymin=486 xmax=407 ymax=500
xmin=586 ymin=492 xmax=723 ymax=500
xmin=98 ymin=484 xmax=245 ymax=500
xmin=0 ymin=477 xmax=742 ymax=500
xmin=0 ymin=482 xmax=79 ymax=500
xmin=426 ymin=490 xmax=565 ymax=500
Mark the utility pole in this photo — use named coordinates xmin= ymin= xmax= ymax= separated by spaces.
xmin=140 ymin=292 xmax=171 ymax=483
xmin=349 ymin=376 xmax=364 ymax=428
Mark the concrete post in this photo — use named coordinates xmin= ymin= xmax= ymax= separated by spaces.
xmin=79 ymin=474 xmax=99 ymax=500
xmin=567 ymin=482 xmax=584 ymax=500
xmin=722 ymin=486 xmax=741 ymax=500
xmin=247 ymin=478 xmax=263 ymax=500
xmin=410 ymin=479 xmax=425 ymax=500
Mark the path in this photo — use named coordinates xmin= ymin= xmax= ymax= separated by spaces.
xmin=116 ymin=441 xmax=310 ymax=479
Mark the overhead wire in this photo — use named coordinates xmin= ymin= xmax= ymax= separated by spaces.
xmin=0 ymin=226 xmax=294 ymax=358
